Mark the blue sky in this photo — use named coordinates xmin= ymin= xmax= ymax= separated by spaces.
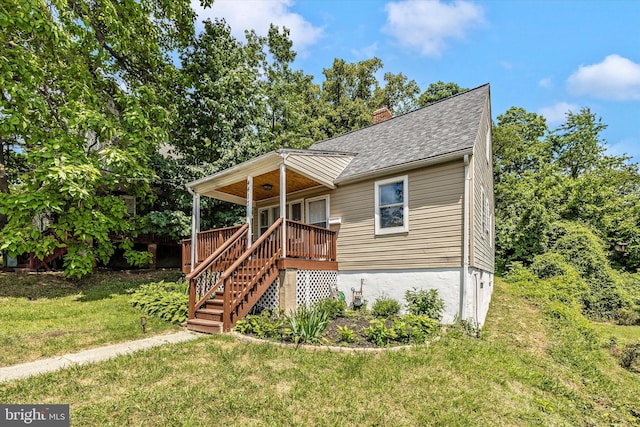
xmin=192 ymin=0 xmax=640 ymax=163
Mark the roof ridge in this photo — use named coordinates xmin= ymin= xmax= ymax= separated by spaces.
xmin=312 ymin=83 xmax=490 ymax=147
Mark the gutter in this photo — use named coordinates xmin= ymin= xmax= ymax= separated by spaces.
xmin=461 ymin=154 xmax=470 ymax=320
xmin=334 ymin=147 xmax=473 ymax=186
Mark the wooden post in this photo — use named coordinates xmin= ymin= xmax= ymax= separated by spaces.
xmin=147 ymin=243 xmax=157 ymax=270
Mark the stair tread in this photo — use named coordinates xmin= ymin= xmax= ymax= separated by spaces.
xmin=197 ymin=308 xmax=223 ymax=315
xmin=187 ymin=318 xmax=223 ymax=326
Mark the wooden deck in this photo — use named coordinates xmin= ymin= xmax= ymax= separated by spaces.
xmin=182 ymin=220 xmax=337 ymax=333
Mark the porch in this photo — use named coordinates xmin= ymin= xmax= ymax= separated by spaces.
xmin=182 ymin=149 xmax=350 ymax=333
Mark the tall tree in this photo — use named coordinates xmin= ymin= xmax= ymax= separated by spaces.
xmin=0 ymin=0 xmax=195 ymax=277
xmin=418 ymin=81 xmax=467 ymax=106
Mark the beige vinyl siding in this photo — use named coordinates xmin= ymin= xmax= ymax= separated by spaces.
xmin=331 ymin=160 xmax=464 ymax=270
xmin=285 ymin=154 xmax=353 ymax=185
xmin=470 ymin=94 xmax=495 ymax=273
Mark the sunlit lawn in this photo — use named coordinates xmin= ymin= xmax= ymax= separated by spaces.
xmin=1 ymin=279 xmax=639 ymax=426
xmin=0 ymin=270 xmax=182 ymax=367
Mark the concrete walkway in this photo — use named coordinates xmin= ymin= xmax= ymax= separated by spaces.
xmin=0 ymin=331 xmax=202 ymax=383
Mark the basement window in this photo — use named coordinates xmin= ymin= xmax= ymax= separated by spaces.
xmin=375 ymin=175 xmax=408 ymax=235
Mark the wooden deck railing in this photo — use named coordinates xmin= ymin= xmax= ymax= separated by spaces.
xmin=181 ymin=225 xmax=243 ymax=273
xmin=285 ymin=220 xmax=337 ymax=261
xmin=186 ymin=224 xmax=249 ymax=319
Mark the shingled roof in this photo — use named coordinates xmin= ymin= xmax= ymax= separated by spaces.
xmin=310 ymin=83 xmax=490 ymax=182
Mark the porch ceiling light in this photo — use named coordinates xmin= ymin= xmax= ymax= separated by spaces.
xmin=262 ymin=183 xmax=273 ymax=191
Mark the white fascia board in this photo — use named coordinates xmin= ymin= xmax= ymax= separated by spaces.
xmin=187 ymin=151 xmax=282 ymax=194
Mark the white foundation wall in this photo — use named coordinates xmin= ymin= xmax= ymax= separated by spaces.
xmin=336 ymin=268 xmax=463 ymax=324
xmin=466 ymin=268 xmax=494 ymax=327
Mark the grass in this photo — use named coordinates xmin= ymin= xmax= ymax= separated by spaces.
xmin=1 ymin=277 xmax=639 ymax=426
xmin=0 ymin=270 xmax=183 ymax=367
xmin=592 ymin=322 xmax=640 ymax=345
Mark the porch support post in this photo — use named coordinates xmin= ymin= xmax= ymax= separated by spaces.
xmin=246 ymin=176 xmax=253 ymax=247
xmin=189 ymin=191 xmax=200 ymax=272
xmin=280 ymin=162 xmax=286 ymax=258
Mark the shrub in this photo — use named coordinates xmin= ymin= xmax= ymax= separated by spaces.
xmin=313 ymin=297 xmax=346 ymax=319
xmin=392 ymin=314 xmax=439 ymax=343
xmin=371 ymin=296 xmax=401 ymax=318
xmin=405 ymin=288 xmax=445 ymax=320
xmin=234 ymin=309 xmax=284 ymax=339
xmin=530 ymin=252 xmax=577 ymax=279
xmin=364 ymin=319 xmax=397 ymax=346
xmin=337 ymin=325 xmax=356 ymax=343
xmin=616 ymin=343 xmax=640 ymax=370
xmin=130 ymin=281 xmax=188 ymax=323
xmin=616 ymin=307 xmax=640 ymax=326
xmin=286 ymin=305 xmax=330 ymax=344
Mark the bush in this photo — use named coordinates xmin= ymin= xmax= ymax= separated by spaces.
xmin=337 ymin=325 xmax=356 ymax=343
xmin=392 ymin=314 xmax=439 ymax=343
xmin=405 ymin=288 xmax=444 ymax=320
xmin=616 ymin=307 xmax=640 ymax=326
xmin=364 ymin=319 xmax=397 ymax=346
xmin=234 ymin=309 xmax=284 ymax=339
xmin=130 ymin=281 xmax=188 ymax=323
xmin=286 ymin=305 xmax=330 ymax=344
xmin=371 ymin=296 xmax=401 ymax=318
xmin=313 ymin=297 xmax=346 ymax=319
xmin=616 ymin=343 xmax=640 ymax=370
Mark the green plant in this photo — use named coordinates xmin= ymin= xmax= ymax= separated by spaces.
xmin=616 ymin=307 xmax=639 ymax=326
xmin=286 ymin=305 xmax=330 ymax=344
xmin=364 ymin=319 xmax=397 ymax=346
xmin=371 ymin=296 xmax=401 ymax=318
xmin=450 ymin=316 xmax=482 ymax=339
xmin=392 ymin=314 xmax=439 ymax=343
xmin=405 ymin=288 xmax=445 ymax=320
xmin=130 ymin=281 xmax=189 ymax=323
xmin=313 ymin=297 xmax=346 ymax=319
xmin=234 ymin=309 xmax=284 ymax=339
xmin=616 ymin=342 xmax=640 ymax=370
xmin=337 ymin=325 xmax=356 ymax=343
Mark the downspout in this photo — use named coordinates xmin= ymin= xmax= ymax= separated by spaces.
xmin=461 ymin=155 xmax=470 ymax=320
xmin=187 ymin=186 xmax=200 ymax=273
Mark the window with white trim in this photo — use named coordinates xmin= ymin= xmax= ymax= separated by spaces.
xmin=481 ymin=186 xmax=487 ymax=237
xmin=306 ymin=196 xmax=329 ymax=228
xmin=375 ymin=175 xmax=408 ymax=235
xmin=258 ymin=200 xmax=304 ymax=234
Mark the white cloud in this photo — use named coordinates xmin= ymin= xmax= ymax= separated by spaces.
xmin=382 ymin=0 xmax=484 ymax=57
xmin=567 ymin=54 xmax=640 ymax=100
xmin=539 ymin=102 xmax=579 ymax=125
xmin=538 ymin=77 xmax=552 ymax=88
xmin=499 ymin=60 xmax=513 ymax=71
xmin=191 ymin=0 xmax=324 ymax=52
xmin=351 ymin=42 xmax=379 ymax=59
xmin=606 ymin=137 xmax=640 ymax=164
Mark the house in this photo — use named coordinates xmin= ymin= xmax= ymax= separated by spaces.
xmin=183 ymin=84 xmax=494 ymax=333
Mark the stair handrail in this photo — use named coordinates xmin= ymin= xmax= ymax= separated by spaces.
xmin=186 ymin=224 xmax=249 ymax=281
xmin=187 ymin=224 xmax=249 ymax=318
xmin=221 ymin=217 xmax=283 ymax=330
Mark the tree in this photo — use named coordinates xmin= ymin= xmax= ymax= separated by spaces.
xmin=418 ymin=81 xmax=467 ymax=106
xmin=0 ymin=0 xmax=196 ymax=277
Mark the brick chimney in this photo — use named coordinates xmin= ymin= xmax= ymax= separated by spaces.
xmin=373 ymin=107 xmax=392 ymax=124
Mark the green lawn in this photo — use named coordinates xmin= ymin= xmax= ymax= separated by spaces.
xmin=592 ymin=322 xmax=640 ymax=345
xmin=1 ymin=277 xmax=638 ymax=426
xmin=0 ymin=270 xmax=183 ymax=367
